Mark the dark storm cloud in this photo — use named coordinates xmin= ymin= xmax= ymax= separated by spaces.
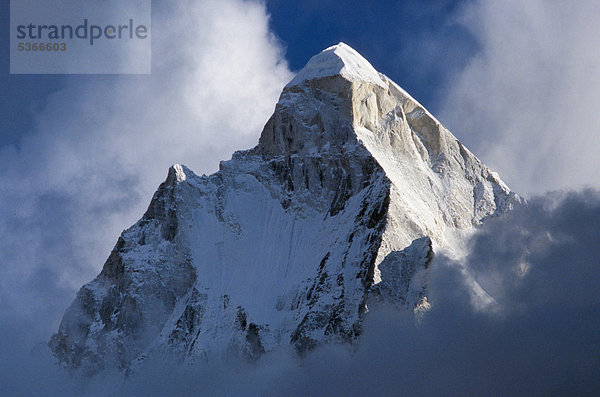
xmin=465 ymin=189 xmax=600 ymax=311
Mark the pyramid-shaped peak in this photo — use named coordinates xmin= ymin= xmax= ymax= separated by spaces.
xmin=51 ymin=38 xmax=520 ymax=374
xmin=286 ymin=42 xmax=387 ymax=88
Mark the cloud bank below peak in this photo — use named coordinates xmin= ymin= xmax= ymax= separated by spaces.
xmin=3 ymin=189 xmax=599 ymax=396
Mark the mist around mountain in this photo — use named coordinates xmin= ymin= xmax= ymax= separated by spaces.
xmin=1 ymin=2 xmax=600 ymax=391
xmin=20 ymin=44 xmax=596 ymax=395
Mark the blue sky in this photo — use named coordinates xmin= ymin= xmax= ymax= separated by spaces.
xmin=265 ymin=0 xmax=476 ymax=104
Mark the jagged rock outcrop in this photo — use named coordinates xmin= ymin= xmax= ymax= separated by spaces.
xmin=50 ymin=43 xmax=519 ymax=374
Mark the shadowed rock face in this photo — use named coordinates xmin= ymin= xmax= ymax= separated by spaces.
xmin=50 ymin=43 xmax=519 ymax=374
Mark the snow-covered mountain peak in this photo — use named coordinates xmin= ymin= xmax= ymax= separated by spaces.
xmin=166 ymin=164 xmax=191 ymax=184
xmin=50 ymin=44 xmax=520 ymax=375
xmin=286 ymin=42 xmax=386 ymax=88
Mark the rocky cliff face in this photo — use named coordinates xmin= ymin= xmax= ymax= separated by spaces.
xmin=50 ymin=43 xmax=519 ymax=374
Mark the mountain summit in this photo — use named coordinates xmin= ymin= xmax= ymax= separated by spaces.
xmin=287 ymin=42 xmax=387 ymax=88
xmin=50 ymin=43 xmax=519 ymax=373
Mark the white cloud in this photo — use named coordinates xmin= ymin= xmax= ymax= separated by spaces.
xmin=0 ymin=0 xmax=291 ymax=342
xmin=440 ymin=0 xmax=600 ymax=195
